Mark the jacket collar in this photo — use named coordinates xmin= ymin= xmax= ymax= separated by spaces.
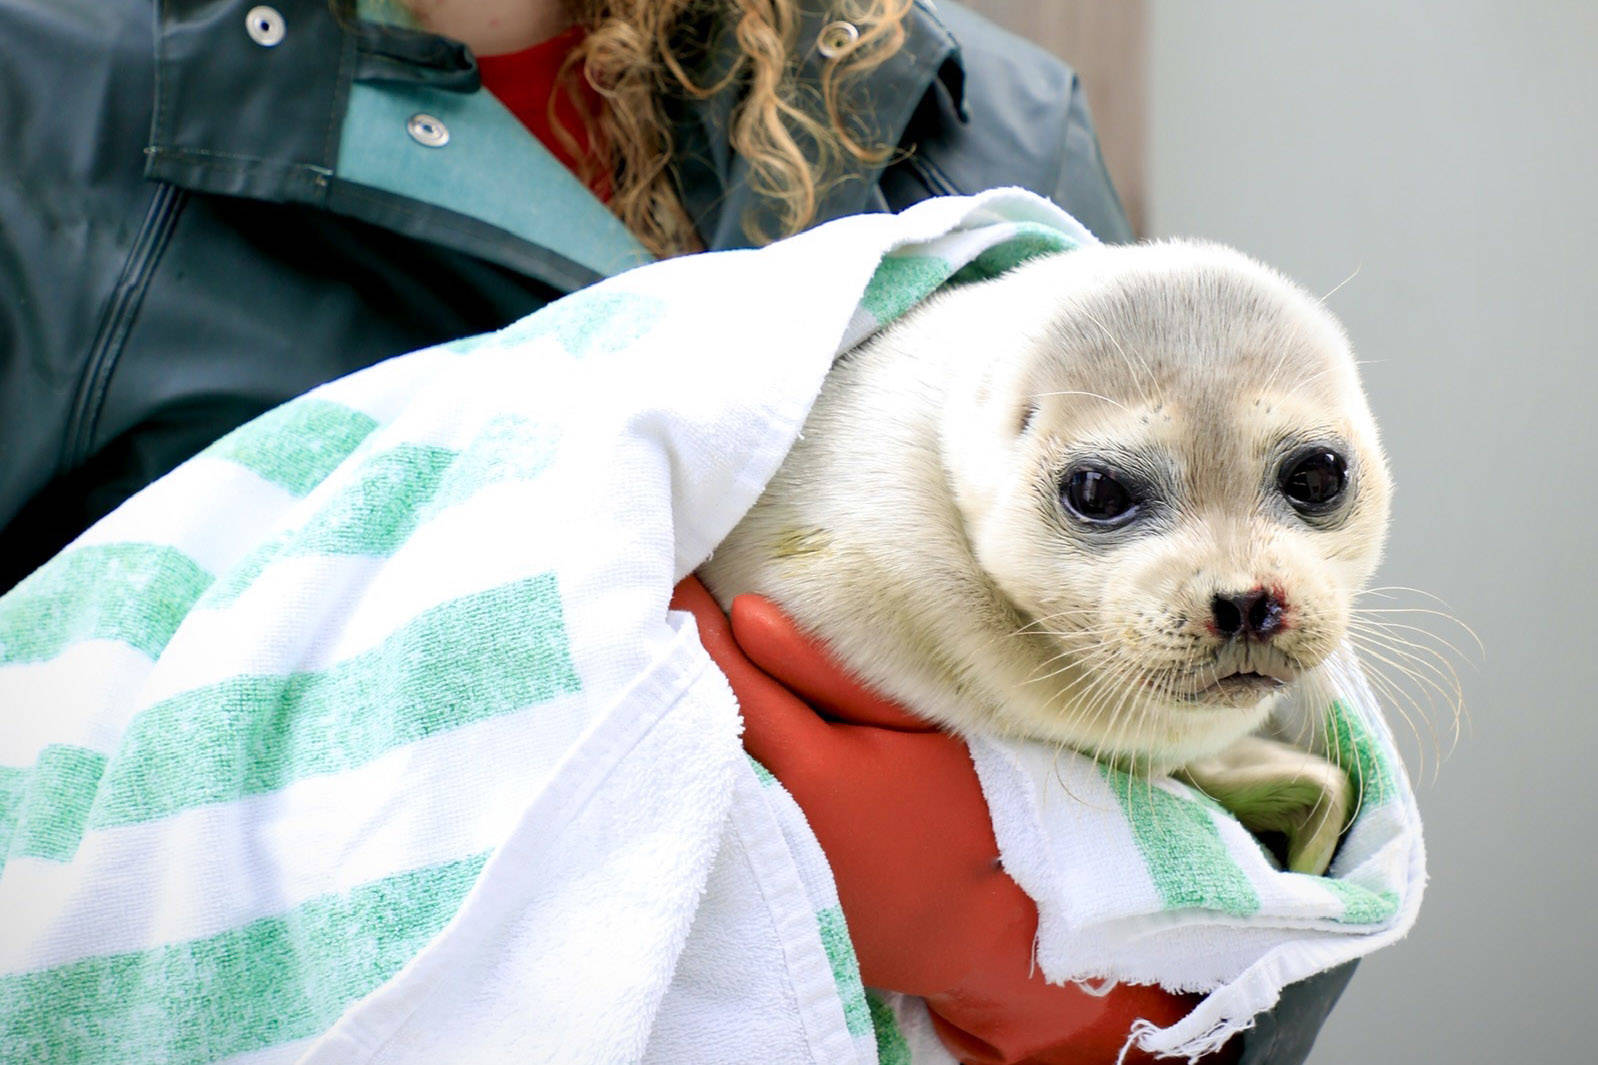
xmin=146 ymin=0 xmax=964 ymax=271
xmin=147 ymin=0 xmax=358 ymax=205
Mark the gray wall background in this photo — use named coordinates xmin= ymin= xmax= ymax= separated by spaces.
xmin=1145 ymin=2 xmax=1597 ymax=1062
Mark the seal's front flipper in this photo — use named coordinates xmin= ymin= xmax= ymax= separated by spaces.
xmin=1179 ymin=734 xmax=1354 ymax=876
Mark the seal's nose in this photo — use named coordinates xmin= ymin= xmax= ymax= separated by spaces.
xmin=1210 ymin=588 xmax=1286 ymax=640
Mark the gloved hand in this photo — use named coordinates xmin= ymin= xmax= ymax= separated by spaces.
xmin=671 ymin=577 xmax=1236 ymax=1065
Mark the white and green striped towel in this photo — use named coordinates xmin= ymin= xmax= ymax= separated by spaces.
xmin=967 ymin=647 xmax=1426 ymax=1061
xmin=0 ymin=190 xmax=1421 ymax=1065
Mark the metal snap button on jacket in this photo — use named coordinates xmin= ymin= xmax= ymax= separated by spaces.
xmin=817 ymin=20 xmax=859 ymax=58
xmin=244 ymin=5 xmax=284 ymax=47
xmin=406 ymin=113 xmax=450 ymax=147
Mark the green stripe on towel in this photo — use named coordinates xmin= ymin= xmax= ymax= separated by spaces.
xmin=859 ymin=255 xmax=955 ymax=325
xmin=816 ymin=906 xmax=872 ymax=1038
xmin=1103 ymin=766 xmax=1261 ymax=917
xmin=202 ymin=416 xmax=559 ymax=608
xmin=866 ymin=991 xmax=911 ymax=1065
xmin=204 ymin=399 xmax=380 ymax=497
xmin=0 ymin=769 xmax=21 ymax=856
xmin=287 ymin=414 xmax=560 ymax=553
xmin=0 ymin=852 xmax=487 ymax=1065
xmin=490 ymin=290 xmax=670 ymax=360
xmin=197 ymin=534 xmax=293 ymax=608
xmin=1324 ymin=700 xmax=1397 ymax=809
xmin=199 ymin=444 xmax=457 ymax=608
xmin=291 ymin=443 xmax=457 ymax=556
xmin=746 ymin=756 xmax=778 ymax=788
xmin=1321 ymin=879 xmax=1401 ymax=925
xmin=949 ymin=224 xmax=1077 ymax=284
xmin=88 ymin=574 xmax=581 ymax=830
xmin=0 ymin=544 xmax=212 ymax=665
xmin=0 ymin=746 xmax=108 ymax=866
xmin=425 ymin=414 xmax=560 ymax=512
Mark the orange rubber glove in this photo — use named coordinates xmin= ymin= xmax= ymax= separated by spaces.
xmin=671 ymin=576 xmax=1237 ymax=1065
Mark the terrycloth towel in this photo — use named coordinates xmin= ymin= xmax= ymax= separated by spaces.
xmin=967 ymin=647 xmax=1426 ymax=1061
xmin=0 ymin=189 xmax=1421 ymax=1065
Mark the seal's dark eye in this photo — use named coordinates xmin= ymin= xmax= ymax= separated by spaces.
xmin=1062 ymin=468 xmax=1138 ymax=524
xmin=1280 ymin=449 xmax=1348 ymax=512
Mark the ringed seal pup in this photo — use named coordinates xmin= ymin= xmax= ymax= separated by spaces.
xmin=701 ymin=241 xmax=1392 ymax=875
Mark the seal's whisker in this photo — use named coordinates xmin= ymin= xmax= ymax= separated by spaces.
xmin=1349 ymin=604 xmax=1484 ymax=656
xmin=1346 ymin=623 xmax=1467 ymax=708
xmin=1054 ymin=659 xmax=1125 ymax=724
xmin=1293 ymin=668 xmax=1337 ymax=758
xmin=1283 ymin=363 xmax=1345 ymax=393
xmin=1299 ymin=732 xmax=1344 ymax=837
xmin=1077 ymin=686 xmax=1121 ymax=761
xmin=1346 ymin=624 xmax=1472 ymax=752
xmin=1257 ymin=297 xmax=1317 ymax=396
xmin=1034 ymin=654 xmax=1121 ymax=706
xmin=1347 ymin=651 xmax=1439 ymax=784
xmin=1070 ymin=658 xmax=1144 ymax=751
xmin=1008 ymin=623 xmax=1115 ymax=646
xmin=1342 ymin=585 xmax=1477 ymax=774
xmin=1345 ymin=625 xmax=1471 ymax=735
xmin=1345 ymin=628 xmax=1463 ymax=726
xmin=1319 ymin=263 xmax=1362 ymax=304
xmin=1313 ymin=664 xmax=1373 ymax=826
xmin=1029 ymin=390 xmax=1130 ymax=414
xmin=983 ymin=624 xmax=1065 ymax=658
xmin=1356 ymin=587 xmax=1480 ymax=641
xmin=1101 ymin=663 xmax=1155 ymax=777
xmin=1009 ymin=606 xmax=1104 ymax=634
xmin=1022 ymin=657 xmax=1083 ymax=688
xmin=1027 ymin=630 xmax=1116 ymax=643
xmin=1296 ymin=667 xmax=1335 ymax=756
xmin=1141 ymin=669 xmax=1183 ymax=816
xmin=1084 ymin=664 xmax=1142 ymax=795
xmin=1018 ymin=630 xmax=1125 ymax=686
xmin=1003 ymin=612 xmax=1105 ymax=647
xmin=1358 ymin=584 xmax=1455 ymax=604
xmin=1146 ymin=678 xmax=1179 ymax=815
xmin=1342 ymin=642 xmax=1444 ymax=741
xmin=1045 ymin=740 xmax=1102 ymax=810
xmin=1052 ymin=625 xmax=1126 ymax=648
xmin=1078 ymin=306 xmax=1161 ymax=408
xmin=1346 ymin=634 xmax=1461 ymax=772
xmin=1348 ymin=616 xmax=1478 ymax=678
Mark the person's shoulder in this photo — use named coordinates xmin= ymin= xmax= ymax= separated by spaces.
xmin=932 ymin=0 xmax=1077 ymax=99
xmin=887 ymin=1 xmax=1133 ymax=242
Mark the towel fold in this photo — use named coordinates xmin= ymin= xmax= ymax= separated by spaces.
xmin=970 ymin=648 xmax=1425 ymax=1060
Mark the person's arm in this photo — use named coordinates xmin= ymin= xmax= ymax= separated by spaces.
xmin=672 ymin=577 xmax=1236 ymax=1064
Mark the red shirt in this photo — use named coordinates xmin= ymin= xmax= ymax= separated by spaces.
xmin=477 ymin=26 xmax=611 ymax=200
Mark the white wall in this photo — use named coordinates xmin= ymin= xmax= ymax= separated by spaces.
xmin=1147 ymin=2 xmax=1598 ymax=1062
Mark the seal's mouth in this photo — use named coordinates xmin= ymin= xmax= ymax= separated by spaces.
xmin=1178 ymin=649 xmax=1299 ymax=704
xmin=1134 ymin=663 xmax=1294 ymax=706
xmin=1192 ymin=670 xmax=1288 ymax=701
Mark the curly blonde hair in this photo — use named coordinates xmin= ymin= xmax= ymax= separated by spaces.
xmin=556 ymin=0 xmax=915 ymax=257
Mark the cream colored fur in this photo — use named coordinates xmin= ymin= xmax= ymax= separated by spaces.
xmin=700 ymin=242 xmax=1391 ymax=874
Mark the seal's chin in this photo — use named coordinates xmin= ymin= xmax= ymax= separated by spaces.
xmin=1015 ymin=655 xmax=1289 ymax=771
xmin=1058 ymin=680 xmax=1276 ymax=772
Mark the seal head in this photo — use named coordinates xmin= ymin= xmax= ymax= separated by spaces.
xmin=704 ymin=241 xmax=1392 ymax=774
